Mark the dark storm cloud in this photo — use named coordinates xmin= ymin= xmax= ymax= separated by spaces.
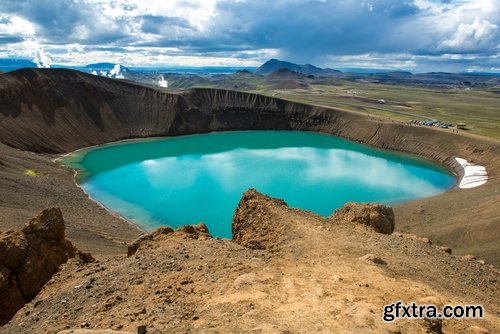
xmin=0 ymin=36 xmax=23 ymax=43
xmin=206 ymin=0 xmax=428 ymax=63
xmin=0 ymin=0 xmax=498 ymax=71
xmin=0 ymin=0 xmax=86 ymax=40
xmin=140 ymin=15 xmax=194 ymax=34
xmin=0 ymin=0 xmax=425 ymax=52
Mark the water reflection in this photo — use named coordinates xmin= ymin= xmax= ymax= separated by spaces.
xmin=139 ymin=148 xmax=442 ymax=197
xmin=70 ymin=131 xmax=455 ymax=238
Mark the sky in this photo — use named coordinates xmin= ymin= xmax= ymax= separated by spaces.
xmin=0 ymin=0 xmax=498 ymax=72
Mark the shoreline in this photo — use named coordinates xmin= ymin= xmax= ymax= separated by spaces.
xmin=63 ymin=162 xmax=150 ymax=235
xmin=55 ymin=130 xmax=463 ymax=236
xmin=0 ymin=71 xmax=499 ymax=263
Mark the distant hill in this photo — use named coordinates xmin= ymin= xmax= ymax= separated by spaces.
xmin=267 ymin=68 xmax=307 ymax=79
xmin=264 ymin=69 xmax=310 ymax=90
xmin=0 ymin=59 xmax=37 ymax=71
xmin=256 ymin=59 xmax=341 ymax=76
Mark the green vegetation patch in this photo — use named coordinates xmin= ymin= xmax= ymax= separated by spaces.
xmin=25 ymin=169 xmax=39 ymax=177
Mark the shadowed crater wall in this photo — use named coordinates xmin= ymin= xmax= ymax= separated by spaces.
xmin=0 ymin=68 xmax=497 ymax=175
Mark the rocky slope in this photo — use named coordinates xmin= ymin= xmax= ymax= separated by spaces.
xmin=0 ymin=68 xmax=499 ymax=265
xmin=0 ymin=207 xmax=81 ymax=325
xmin=0 ymin=141 xmax=142 ymax=256
xmin=1 ymin=191 xmax=498 ymax=333
xmin=0 ymin=68 xmax=497 ymax=169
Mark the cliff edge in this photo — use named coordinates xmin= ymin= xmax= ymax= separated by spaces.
xmin=0 ymin=68 xmax=499 ymax=266
xmin=0 ymin=207 xmax=80 ymax=325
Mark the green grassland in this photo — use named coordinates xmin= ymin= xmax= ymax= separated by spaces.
xmin=254 ymin=82 xmax=500 ymax=139
xmin=164 ymin=72 xmax=500 ymax=139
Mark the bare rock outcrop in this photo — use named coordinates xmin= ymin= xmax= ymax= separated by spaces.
xmin=127 ymin=223 xmax=211 ymax=257
xmin=232 ymin=189 xmax=289 ymax=249
xmin=174 ymin=223 xmax=211 ymax=240
xmin=329 ymin=202 xmax=395 ymax=234
xmin=0 ymin=207 xmax=77 ymax=325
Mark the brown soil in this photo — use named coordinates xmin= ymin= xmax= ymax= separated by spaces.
xmin=0 ymin=141 xmax=142 ymax=255
xmin=1 ymin=190 xmax=498 ymax=333
xmin=0 ymin=68 xmax=499 ymax=265
xmin=0 ymin=69 xmax=499 ymax=332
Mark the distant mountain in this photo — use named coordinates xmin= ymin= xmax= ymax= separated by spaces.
xmin=267 ymin=68 xmax=307 ymax=78
xmin=256 ymin=59 xmax=341 ymax=76
xmin=0 ymin=59 xmax=37 ymax=71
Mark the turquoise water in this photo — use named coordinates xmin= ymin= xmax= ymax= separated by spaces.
xmin=61 ymin=131 xmax=456 ymax=238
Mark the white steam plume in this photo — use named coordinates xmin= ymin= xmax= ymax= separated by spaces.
xmin=109 ymin=64 xmax=124 ymax=79
xmin=158 ymin=75 xmax=168 ymax=88
xmin=22 ymin=40 xmax=52 ymax=68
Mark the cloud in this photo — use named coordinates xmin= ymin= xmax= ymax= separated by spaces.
xmin=0 ymin=15 xmax=35 ymax=37
xmin=139 ymin=15 xmax=194 ymax=34
xmin=0 ymin=0 xmax=497 ymax=71
xmin=440 ymin=18 xmax=498 ymax=52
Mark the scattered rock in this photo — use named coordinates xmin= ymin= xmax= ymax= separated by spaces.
xmin=57 ymin=330 xmax=134 ymax=334
xmin=468 ymin=325 xmax=491 ymax=333
xmin=423 ymin=318 xmax=443 ymax=334
xmin=412 ymin=235 xmax=431 ymax=244
xmin=127 ymin=234 xmax=153 ymax=257
xmin=438 ymin=246 xmax=452 ymax=254
xmin=396 ymin=233 xmax=432 ymax=245
xmin=358 ymin=254 xmax=387 ymax=265
xmin=76 ymin=252 xmax=96 ymax=264
xmin=137 ymin=325 xmax=147 ymax=334
xmin=174 ymin=224 xmax=211 ymax=239
xmin=0 ymin=207 xmax=77 ymax=325
xmin=80 ymin=321 xmax=91 ymax=328
xmin=462 ymin=255 xmax=477 ymax=261
xmin=330 ymin=202 xmax=395 ymax=234
xmin=151 ymin=227 xmax=174 ymax=238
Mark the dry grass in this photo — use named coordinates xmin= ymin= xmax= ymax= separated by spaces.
xmin=257 ymin=82 xmax=500 ymax=139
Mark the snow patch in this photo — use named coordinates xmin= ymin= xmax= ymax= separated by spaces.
xmin=455 ymin=157 xmax=488 ymax=189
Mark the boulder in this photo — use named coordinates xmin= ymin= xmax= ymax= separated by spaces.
xmin=438 ymin=246 xmax=452 ymax=254
xmin=174 ymin=223 xmax=211 ymax=239
xmin=232 ymin=189 xmax=289 ymax=250
xmin=127 ymin=233 xmax=153 ymax=257
xmin=329 ymin=202 xmax=395 ymax=234
xmin=358 ymin=254 xmax=387 ymax=265
xmin=0 ymin=207 xmax=77 ymax=325
xmin=127 ymin=224 xmax=211 ymax=257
